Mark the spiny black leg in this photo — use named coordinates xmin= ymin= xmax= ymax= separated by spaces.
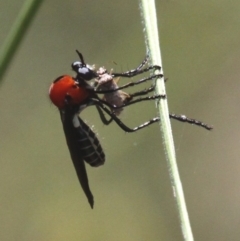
xmin=170 ymin=114 xmax=213 ymax=131
xmin=111 ymin=54 xmax=161 ymax=78
xmin=95 ymin=94 xmax=166 ymax=110
xmin=128 ymin=54 xmax=153 ymax=74
xmin=92 ymin=99 xmax=212 ymax=131
xmin=135 ymin=54 xmax=149 ymax=71
xmin=116 ymin=94 xmax=165 ymax=108
xmin=129 ymin=85 xmax=155 ymax=98
xmin=112 ymin=55 xmax=149 ymax=77
xmin=93 ymin=74 xmax=163 ymax=94
xmin=90 ymin=99 xmax=160 ymax=132
xmin=95 ymin=106 xmax=113 ymax=125
xmin=112 ymin=65 xmax=161 ymax=78
xmin=80 ymin=94 xmax=113 ymax=125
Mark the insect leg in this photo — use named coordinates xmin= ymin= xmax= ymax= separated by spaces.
xmin=112 ymin=55 xmax=161 ymax=78
xmin=169 ymin=114 xmax=213 ymax=130
xmin=93 ymin=74 xmax=163 ymax=94
xmin=128 ymin=85 xmax=155 ymax=98
xmin=91 ymin=99 xmax=213 ymax=131
xmin=91 ymin=99 xmax=160 ymax=132
xmin=95 ymin=105 xmax=113 ymax=125
xmin=94 ymin=94 xmax=166 ymax=110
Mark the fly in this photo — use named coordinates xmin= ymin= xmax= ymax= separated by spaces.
xmin=49 ymin=51 xmax=212 ymax=209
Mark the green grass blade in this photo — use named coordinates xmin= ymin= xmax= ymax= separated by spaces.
xmin=139 ymin=1 xmax=194 ymax=240
xmin=0 ymin=0 xmax=44 ymax=83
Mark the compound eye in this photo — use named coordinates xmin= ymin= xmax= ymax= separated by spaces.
xmin=71 ymin=61 xmax=82 ymax=71
xmin=78 ymin=67 xmax=97 ymax=81
xmin=78 ymin=66 xmax=90 ymax=75
xmin=72 ymin=64 xmax=93 ymax=80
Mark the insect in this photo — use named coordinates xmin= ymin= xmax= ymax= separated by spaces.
xmin=94 ymin=67 xmax=130 ymax=116
xmin=93 ymin=53 xmax=162 ymax=116
xmin=49 ymin=51 xmax=212 ymax=208
xmin=49 ymin=55 xmax=165 ymax=208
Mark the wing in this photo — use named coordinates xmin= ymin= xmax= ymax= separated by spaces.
xmin=60 ymin=109 xmax=105 ymax=208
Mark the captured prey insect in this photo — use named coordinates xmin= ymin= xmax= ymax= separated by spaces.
xmin=49 ymin=53 xmax=165 ymax=208
xmin=94 ymin=67 xmax=130 ymax=116
xmin=71 ymin=50 xmax=163 ymax=118
xmin=92 ymin=56 xmax=161 ymax=116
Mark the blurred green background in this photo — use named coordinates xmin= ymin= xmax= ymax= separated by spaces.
xmin=1 ymin=1 xmax=240 ymax=240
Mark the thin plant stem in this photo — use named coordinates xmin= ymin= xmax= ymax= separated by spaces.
xmin=0 ymin=0 xmax=44 ymax=83
xmin=139 ymin=1 xmax=194 ymax=241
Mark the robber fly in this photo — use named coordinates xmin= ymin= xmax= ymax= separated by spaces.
xmin=49 ymin=54 xmax=165 ymax=208
xmin=49 ymin=51 xmax=212 ymax=208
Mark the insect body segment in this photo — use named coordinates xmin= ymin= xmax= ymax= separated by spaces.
xmin=95 ymin=67 xmax=132 ymax=116
xmin=49 ymin=75 xmax=90 ymax=109
xmin=74 ymin=116 xmax=105 ymax=167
